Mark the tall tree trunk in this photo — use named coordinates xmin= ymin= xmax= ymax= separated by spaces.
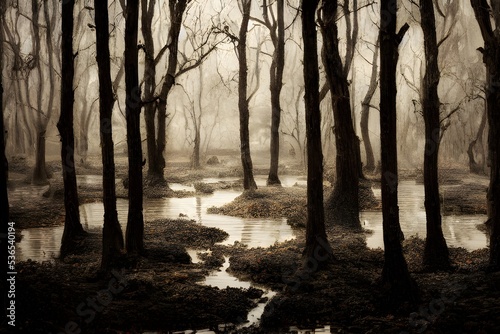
xmin=470 ymin=0 xmax=500 ymax=270
xmin=0 ymin=3 xmax=10 ymax=316
xmin=58 ymin=0 xmax=86 ymax=258
xmin=192 ymin=65 xmax=203 ymax=169
xmin=468 ymin=105 xmax=487 ymax=174
xmin=154 ymin=0 xmax=188 ymax=183
xmin=31 ymin=0 xmax=48 ymax=185
xmin=420 ymin=0 xmax=450 ymax=270
xmin=32 ymin=132 xmax=48 ymax=185
xmin=95 ymin=0 xmax=124 ymax=269
xmin=142 ymin=0 xmax=160 ymax=180
xmin=125 ymin=0 xmax=145 ymax=254
xmin=360 ymin=38 xmax=379 ymax=173
xmin=266 ymin=0 xmax=285 ymax=186
xmin=238 ymin=0 xmax=257 ymax=191
xmin=320 ymin=0 xmax=361 ymax=230
xmin=379 ymin=0 xmax=418 ymax=303
xmin=301 ymin=0 xmax=333 ymax=263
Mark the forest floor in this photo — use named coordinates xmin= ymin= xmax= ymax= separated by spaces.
xmin=6 ymin=154 xmax=499 ymax=333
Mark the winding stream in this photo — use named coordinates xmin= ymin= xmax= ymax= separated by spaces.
xmin=12 ymin=177 xmax=489 ymax=331
xmin=14 ymin=178 xmax=488 ymax=261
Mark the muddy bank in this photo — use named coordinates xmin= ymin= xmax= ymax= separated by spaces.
xmin=228 ymin=231 xmax=500 ymax=333
xmin=207 ymin=187 xmax=308 ymax=228
xmin=14 ymin=218 xmax=263 ymax=333
xmin=207 ymin=185 xmax=380 ymax=230
xmin=441 ymin=183 xmax=488 ymax=215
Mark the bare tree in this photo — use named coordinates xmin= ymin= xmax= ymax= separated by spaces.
xmin=360 ymin=37 xmax=379 ymax=173
xmin=124 ymin=0 xmax=145 ymax=254
xmin=0 ymin=0 xmax=10 ymax=308
xmin=58 ymin=0 xmax=87 ymax=258
xmin=238 ymin=0 xmax=257 ymax=190
xmin=31 ymin=0 xmax=49 ymax=185
xmin=95 ymin=0 xmax=124 ymax=269
xmin=282 ymin=84 xmax=305 ymax=168
xmin=420 ymin=0 xmax=450 ymax=270
xmin=301 ymin=0 xmax=332 ymax=262
xmin=250 ymin=0 xmax=285 ymax=185
xmin=143 ymin=0 xmax=220 ymax=182
xmin=379 ymin=0 xmax=418 ymax=302
xmin=470 ymin=0 xmax=500 ymax=270
xmin=320 ymin=0 xmax=362 ymax=230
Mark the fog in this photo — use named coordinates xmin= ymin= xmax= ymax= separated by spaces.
xmin=0 ymin=0 xmax=487 ymax=171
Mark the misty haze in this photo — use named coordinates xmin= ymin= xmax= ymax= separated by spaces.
xmin=1 ymin=0 xmax=500 ymax=333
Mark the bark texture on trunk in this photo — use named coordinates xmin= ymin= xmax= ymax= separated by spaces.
xmin=360 ymin=38 xmax=379 ymax=173
xmin=266 ymin=0 xmax=285 ymax=186
xmin=59 ymin=0 xmax=87 ymax=258
xmin=379 ymin=0 xmax=418 ymax=303
xmin=301 ymin=0 xmax=333 ymax=264
xmin=468 ymin=106 xmax=487 ymax=174
xmin=124 ymin=0 xmax=145 ymax=254
xmin=95 ymin=0 xmax=124 ymax=269
xmin=142 ymin=0 xmax=160 ymax=180
xmin=238 ymin=0 xmax=257 ymax=191
xmin=420 ymin=0 xmax=450 ymax=270
xmin=470 ymin=0 xmax=500 ymax=270
xmin=152 ymin=0 xmax=187 ymax=182
xmin=0 ymin=3 xmax=10 ymax=313
xmin=320 ymin=0 xmax=361 ymax=230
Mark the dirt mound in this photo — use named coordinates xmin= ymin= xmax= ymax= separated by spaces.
xmin=207 ymin=187 xmax=308 ymax=228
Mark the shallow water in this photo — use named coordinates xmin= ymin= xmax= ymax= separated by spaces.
xmin=12 ymin=176 xmax=489 ymax=331
xmin=16 ymin=186 xmax=296 ymax=262
xmin=15 ymin=178 xmax=488 ymax=260
xmin=362 ymin=181 xmax=488 ymax=250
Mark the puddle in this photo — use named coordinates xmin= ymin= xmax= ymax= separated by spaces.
xmin=17 ymin=189 xmax=296 ymax=262
xmin=200 ymin=255 xmax=276 ymax=328
xmin=12 ymin=177 xmax=490 ymax=332
xmin=362 ymin=181 xmax=488 ymax=250
xmin=8 ymin=184 xmax=49 ymax=204
xmin=201 ymin=175 xmax=307 ymax=188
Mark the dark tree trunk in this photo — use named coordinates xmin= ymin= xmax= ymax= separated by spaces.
xmin=470 ymin=0 xmax=500 ymax=270
xmin=0 ymin=3 xmax=10 ymax=315
xmin=379 ymin=0 xmax=418 ymax=303
xmin=468 ymin=106 xmax=487 ymax=174
xmin=95 ymin=0 xmax=124 ymax=269
xmin=32 ymin=131 xmax=48 ymax=185
xmin=420 ymin=0 xmax=450 ymax=270
xmin=360 ymin=38 xmax=379 ymax=173
xmin=266 ymin=0 xmax=285 ymax=186
xmin=301 ymin=0 xmax=333 ymax=263
xmin=142 ymin=0 xmax=161 ymax=180
xmin=153 ymin=0 xmax=188 ymax=183
xmin=238 ymin=0 xmax=257 ymax=191
xmin=191 ymin=66 xmax=203 ymax=169
xmin=192 ymin=129 xmax=201 ymax=169
xmin=320 ymin=0 xmax=361 ymax=230
xmin=31 ymin=0 xmax=49 ymax=186
xmin=124 ymin=0 xmax=144 ymax=254
xmin=58 ymin=0 xmax=86 ymax=258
